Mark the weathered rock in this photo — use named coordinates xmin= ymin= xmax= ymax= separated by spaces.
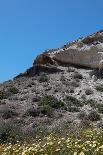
xmin=34 ymin=30 xmax=103 ymax=69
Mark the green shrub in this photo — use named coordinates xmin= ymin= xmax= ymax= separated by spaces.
xmin=85 ymin=88 xmax=93 ymax=95
xmin=7 ymin=87 xmax=19 ymax=94
xmin=39 ymin=96 xmax=65 ymax=109
xmin=24 ymin=107 xmax=39 ymax=117
xmin=39 ymin=74 xmax=49 ymax=83
xmin=84 ymin=99 xmax=97 ymax=108
xmin=0 ymin=91 xmax=8 ymax=99
xmin=0 ymin=122 xmax=23 ymax=143
xmin=39 ymin=105 xmax=54 ymax=117
xmin=70 ymin=81 xmax=80 ymax=87
xmin=97 ymin=104 xmax=103 ymax=114
xmin=73 ymin=72 xmax=83 ymax=79
xmin=78 ymin=111 xmax=87 ymax=120
xmin=67 ymin=106 xmax=79 ymax=112
xmin=96 ymin=85 xmax=103 ymax=92
xmin=66 ymin=95 xmax=83 ymax=107
xmin=88 ymin=110 xmax=101 ymax=121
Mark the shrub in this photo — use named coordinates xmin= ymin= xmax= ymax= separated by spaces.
xmin=79 ymin=119 xmax=91 ymax=129
xmin=66 ymin=95 xmax=83 ymax=107
xmin=96 ymin=85 xmax=103 ymax=92
xmin=78 ymin=111 xmax=87 ymax=120
xmin=85 ymin=88 xmax=93 ymax=95
xmin=88 ymin=110 xmax=101 ymax=121
xmin=39 ymin=105 xmax=54 ymax=117
xmin=67 ymin=106 xmax=79 ymax=112
xmin=67 ymin=67 xmax=75 ymax=72
xmin=39 ymin=74 xmax=49 ymax=83
xmin=73 ymin=72 xmax=83 ymax=79
xmin=39 ymin=96 xmax=65 ymax=109
xmin=24 ymin=107 xmax=39 ymax=117
xmin=0 ymin=107 xmax=18 ymax=119
xmin=84 ymin=99 xmax=97 ymax=108
xmin=0 ymin=91 xmax=8 ymax=99
xmin=70 ymin=81 xmax=80 ymax=87
xmin=0 ymin=122 xmax=23 ymax=143
xmin=7 ymin=87 xmax=19 ymax=94
xmin=97 ymin=104 xmax=103 ymax=114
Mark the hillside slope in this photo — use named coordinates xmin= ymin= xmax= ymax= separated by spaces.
xmin=0 ymin=30 xmax=103 ymax=142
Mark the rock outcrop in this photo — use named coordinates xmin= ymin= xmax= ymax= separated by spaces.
xmin=34 ymin=30 xmax=103 ymax=69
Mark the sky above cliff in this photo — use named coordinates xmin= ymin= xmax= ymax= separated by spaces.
xmin=0 ymin=0 xmax=103 ymax=82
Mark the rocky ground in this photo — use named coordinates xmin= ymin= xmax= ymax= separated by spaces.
xmin=1 ymin=64 xmax=103 ymax=142
xmin=1 ymin=29 xmax=103 ymax=142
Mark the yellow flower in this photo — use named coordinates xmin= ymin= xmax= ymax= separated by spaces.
xmin=73 ymin=152 xmax=77 ymax=155
xmin=99 ymin=145 xmax=103 ymax=149
xmin=80 ymin=152 xmax=85 ymax=155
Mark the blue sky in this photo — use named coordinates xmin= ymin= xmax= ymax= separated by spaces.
xmin=0 ymin=0 xmax=103 ymax=83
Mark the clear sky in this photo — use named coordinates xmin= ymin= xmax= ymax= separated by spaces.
xmin=0 ymin=0 xmax=103 ymax=83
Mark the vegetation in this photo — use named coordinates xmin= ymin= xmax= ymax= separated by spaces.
xmin=73 ymin=72 xmax=83 ymax=79
xmin=39 ymin=95 xmax=65 ymax=109
xmin=85 ymin=89 xmax=93 ymax=95
xmin=66 ymin=95 xmax=83 ymax=107
xmin=39 ymin=74 xmax=49 ymax=83
xmin=96 ymin=85 xmax=103 ymax=92
xmin=1 ymin=129 xmax=103 ymax=154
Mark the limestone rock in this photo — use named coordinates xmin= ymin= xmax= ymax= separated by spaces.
xmin=34 ymin=30 xmax=103 ymax=69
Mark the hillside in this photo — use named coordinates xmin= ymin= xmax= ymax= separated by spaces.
xmin=0 ymin=30 xmax=103 ymax=143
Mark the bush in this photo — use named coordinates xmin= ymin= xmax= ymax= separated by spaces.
xmin=78 ymin=111 xmax=87 ymax=120
xmin=39 ymin=96 xmax=65 ymax=109
xmin=84 ymin=99 xmax=97 ymax=108
xmin=67 ymin=67 xmax=75 ymax=72
xmin=67 ymin=106 xmax=79 ymax=112
xmin=73 ymin=72 xmax=83 ymax=79
xmin=85 ymin=88 xmax=93 ymax=95
xmin=39 ymin=105 xmax=54 ymax=117
xmin=70 ymin=81 xmax=80 ymax=87
xmin=7 ymin=87 xmax=19 ymax=94
xmin=66 ymin=96 xmax=83 ymax=107
xmin=24 ymin=107 xmax=40 ymax=117
xmin=97 ymin=104 xmax=103 ymax=114
xmin=39 ymin=74 xmax=49 ymax=83
xmin=0 ymin=91 xmax=8 ymax=99
xmin=79 ymin=119 xmax=91 ymax=129
xmin=0 ymin=121 xmax=23 ymax=143
xmin=96 ymin=85 xmax=103 ymax=92
xmin=0 ymin=107 xmax=18 ymax=119
xmin=88 ymin=110 xmax=101 ymax=121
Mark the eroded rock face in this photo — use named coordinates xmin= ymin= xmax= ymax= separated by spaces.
xmin=34 ymin=30 xmax=103 ymax=69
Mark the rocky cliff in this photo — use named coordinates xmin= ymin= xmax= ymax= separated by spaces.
xmin=34 ymin=30 xmax=103 ymax=69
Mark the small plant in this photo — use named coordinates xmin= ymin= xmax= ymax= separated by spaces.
xmin=84 ymin=99 xmax=97 ymax=108
xmin=78 ymin=111 xmax=87 ymax=120
xmin=39 ymin=96 xmax=65 ymax=109
xmin=70 ymin=81 xmax=80 ymax=87
xmin=0 ymin=121 xmax=23 ymax=143
xmin=66 ymin=95 xmax=83 ymax=107
xmin=67 ymin=106 xmax=79 ymax=112
xmin=88 ymin=110 xmax=101 ymax=121
xmin=39 ymin=74 xmax=49 ymax=83
xmin=39 ymin=105 xmax=54 ymax=117
xmin=24 ymin=107 xmax=39 ymax=117
xmin=0 ymin=91 xmax=8 ymax=99
xmin=97 ymin=104 xmax=103 ymax=114
xmin=7 ymin=87 xmax=19 ymax=94
xmin=67 ymin=67 xmax=75 ymax=72
xmin=73 ymin=72 xmax=83 ymax=79
xmin=96 ymin=85 xmax=103 ymax=92
xmin=0 ymin=107 xmax=18 ymax=119
xmin=85 ymin=88 xmax=93 ymax=95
